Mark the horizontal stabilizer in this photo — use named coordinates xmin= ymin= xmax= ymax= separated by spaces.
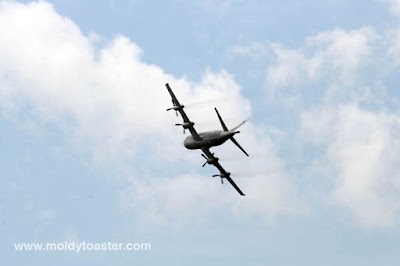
xmin=230 ymin=137 xmax=249 ymax=157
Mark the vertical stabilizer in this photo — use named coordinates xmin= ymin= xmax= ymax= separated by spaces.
xmin=214 ymin=107 xmax=228 ymax=131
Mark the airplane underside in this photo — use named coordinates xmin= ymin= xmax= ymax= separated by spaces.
xmin=184 ymin=135 xmax=230 ymax=150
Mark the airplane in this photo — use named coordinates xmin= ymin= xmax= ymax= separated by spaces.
xmin=165 ymin=83 xmax=249 ymax=196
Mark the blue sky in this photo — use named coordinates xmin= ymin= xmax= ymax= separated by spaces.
xmin=1 ymin=0 xmax=400 ymax=265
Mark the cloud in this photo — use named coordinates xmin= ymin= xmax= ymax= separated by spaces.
xmin=387 ymin=28 xmax=400 ymax=66
xmin=120 ymin=173 xmax=227 ymax=225
xmin=0 ymin=1 xmax=301 ymax=224
xmin=121 ymin=122 xmax=304 ymax=225
xmin=228 ymin=41 xmax=270 ymax=60
xmin=239 ymin=4 xmax=400 ymax=228
xmin=301 ymin=104 xmax=400 ymax=227
xmin=265 ymin=28 xmax=377 ymax=97
xmin=382 ymin=0 xmax=400 ymax=16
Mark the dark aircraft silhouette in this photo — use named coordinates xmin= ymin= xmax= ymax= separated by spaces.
xmin=166 ymin=83 xmax=249 ymax=196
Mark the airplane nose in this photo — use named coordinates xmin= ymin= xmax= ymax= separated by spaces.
xmin=183 ymin=136 xmax=195 ymax=149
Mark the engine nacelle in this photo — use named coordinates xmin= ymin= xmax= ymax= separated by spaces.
xmin=206 ymin=156 xmax=219 ymax=165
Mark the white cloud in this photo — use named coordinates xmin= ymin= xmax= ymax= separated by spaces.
xmin=228 ymin=123 xmax=305 ymax=222
xmin=0 ymin=1 xmax=301 ymax=224
xmin=228 ymin=41 xmax=270 ymax=60
xmin=301 ymin=105 xmax=400 ymax=227
xmin=386 ymin=28 xmax=400 ymax=66
xmin=382 ymin=0 xmax=400 ymax=16
xmin=265 ymin=43 xmax=309 ymax=95
xmin=258 ymin=5 xmax=400 ymax=228
xmin=265 ymin=28 xmax=377 ymax=96
xmin=120 ymin=174 xmax=227 ymax=225
xmin=121 ymin=123 xmax=303 ymax=225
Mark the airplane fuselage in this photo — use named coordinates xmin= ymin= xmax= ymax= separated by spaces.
xmin=184 ymin=130 xmax=234 ymax=150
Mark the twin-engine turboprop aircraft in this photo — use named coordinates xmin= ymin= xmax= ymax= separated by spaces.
xmin=165 ymin=83 xmax=249 ymax=196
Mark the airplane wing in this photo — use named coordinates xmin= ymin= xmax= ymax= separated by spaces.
xmin=224 ymin=175 xmax=245 ymax=196
xmin=201 ymin=147 xmax=246 ymax=196
xmin=165 ymin=83 xmax=202 ymax=141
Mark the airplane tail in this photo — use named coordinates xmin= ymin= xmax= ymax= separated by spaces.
xmin=230 ymin=136 xmax=249 ymax=157
xmin=214 ymin=107 xmax=228 ymax=131
xmin=214 ymin=107 xmax=249 ymax=157
xmin=230 ymin=118 xmax=249 ymax=132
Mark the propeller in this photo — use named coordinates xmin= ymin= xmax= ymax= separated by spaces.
xmin=201 ymin=153 xmax=217 ymax=167
xmin=175 ymin=121 xmax=194 ymax=135
xmin=212 ymin=174 xmax=224 ymax=184
xmin=202 ymin=154 xmax=207 ymax=167
xmin=175 ymin=124 xmax=185 ymax=134
xmin=166 ymin=100 xmax=183 ymax=117
xmin=212 ymin=172 xmax=230 ymax=184
xmin=166 ymin=107 xmax=180 ymax=117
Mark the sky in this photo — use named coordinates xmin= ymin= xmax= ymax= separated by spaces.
xmin=1 ymin=0 xmax=400 ymax=265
